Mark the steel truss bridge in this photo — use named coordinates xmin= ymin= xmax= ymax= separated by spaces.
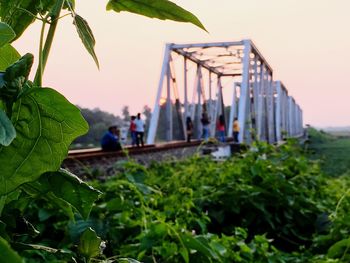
xmin=146 ymin=40 xmax=303 ymax=145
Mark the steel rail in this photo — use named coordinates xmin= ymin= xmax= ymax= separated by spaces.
xmin=67 ymin=140 xmax=204 ymax=160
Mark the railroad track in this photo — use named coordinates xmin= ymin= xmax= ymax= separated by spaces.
xmin=67 ymin=140 xmax=203 ymax=160
xmin=64 ymin=140 xmax=205 ymax=177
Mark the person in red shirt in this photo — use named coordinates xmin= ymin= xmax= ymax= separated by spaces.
xmin=217 ymin=114 xmax=225 ymax=142
xmin=129 ymin=116 xmax=137 ymax=147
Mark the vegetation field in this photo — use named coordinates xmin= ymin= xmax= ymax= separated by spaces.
xmin=2 ymin=130 xmax=350 ymax=262
xmin=307 ymin=128 xmax=350 ymax=176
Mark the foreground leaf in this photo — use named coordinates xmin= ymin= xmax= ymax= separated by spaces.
xmin=73 ymin=14 xmax=99 ymax=69
xmin=106 ymin=0 xmax=206 ymax=32
xmin=22 ymin=186 xmax=75 ymax=219
xmin=78 ymin=227 xmax=102 ymax=260
xmin=0 ymin=44 xmax=21 ymax=71
xmin=0 ymin=88 xmax=88 ymax=195
xmin=38 ymin=169 xmax=101 ymax=219
xmin=327 ymin=238 xmax=350 ymax=259
xmin=0 ymin=236 xmax=23 ymax=263
xmin=0 ymin=0 xmax=54 ymax=40
xmin=0 ymin=109 xmax=16 ymax=146
xmin=181 ymin=234 xmax=219 ymax=260
xmin=0 ymin=22 xmax=16 ymax=47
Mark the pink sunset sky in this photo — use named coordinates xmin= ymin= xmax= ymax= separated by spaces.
xmin=13 ymin=0 xmax=350 ymax=127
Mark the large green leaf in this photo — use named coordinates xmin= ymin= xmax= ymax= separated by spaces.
xmin=0 ymin=236 xmax=23 ymax=263
xmin=22 ymin=182 xmax=75 ymax=219
xmin=327 ymin=238 xmax=350 ymax=259
xmin=34 ymin=169 xmax=101 ymax=219
xmin=0 ymin=87 xmax=88 ymax=195
xmin=106 ymin=0 xmax=206 ymax=32
xmin=0 ymin=44 xmax=21 ymax=71
xmin=0 ymin=22 xmax=16 ymax=47
xmin=73 ymin=14 xmax=99 ymax=69
xmin=0 ymin=109 xmax=16 ymax=146
xmin=0 ymin=0 xmax=57 ymax=40
xmin=78 ymin=227 xmax=102 ymax=260
xmin=181 ymin=234 xmax=220 ymax=260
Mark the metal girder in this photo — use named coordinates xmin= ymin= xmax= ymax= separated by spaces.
xmin=171 ymin=41 xmax=244 ymax=49
xmin=147 ymin=44 xmax=171 ymax=145
xmin=237 ymin=40 xmax=252 ymax=143
xmin=165 ymin=63 xmax=173 ymax=141
xmin=172 ymin=48 xmax=225 ymax=76
xmin=228 ymin=83 xmax=238 ymax=137
xmin=275 ymin=81 xmax=282 ymax=142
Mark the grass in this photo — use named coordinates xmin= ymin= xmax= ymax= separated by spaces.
xmin=307 ymin=128 xmax=350 ymax=176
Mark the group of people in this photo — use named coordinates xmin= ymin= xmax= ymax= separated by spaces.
xmin=101 ymin=113 xmax=145 ymax=151
xmin=129 ymin=113 xmax=145 ymax=147
xmin=101 ymin=112 xmax=240 ymax=151
xmin=186 ymin=113 xmax=240 ymax=143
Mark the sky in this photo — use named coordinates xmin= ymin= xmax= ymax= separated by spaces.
xmin=13 ymin=0 xmax=350 ymax=127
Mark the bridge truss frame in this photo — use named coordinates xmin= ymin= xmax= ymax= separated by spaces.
xmin=146 ymin=40 xmax=303 ymax=145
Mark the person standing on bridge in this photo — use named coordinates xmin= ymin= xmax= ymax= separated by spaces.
xmin=201 ymin=113 xmax=210 ymax=141
xmin=186 ymin=116 xmax=193 ymax=143
xmin=135 ymin=113 xmax=145 ymax=147
xmin=233 ymin=117 xmax=240 ymax=143
xmin=129 ymin=115 xmax=137 ymax=147
xmin=217 ymin=114 xmax=225 ymax=142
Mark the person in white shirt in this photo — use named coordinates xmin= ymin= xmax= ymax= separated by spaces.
xmin=135 ymin=113 xmax=145 ymax=147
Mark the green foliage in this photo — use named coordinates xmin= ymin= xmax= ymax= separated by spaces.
xmin=307 ymin=128 xmax=350 ymax=176
xmin=0 ymin=236 xmax=23 ymax=263
xmin=78 ymin=227 xmax=102 ymax=261
xmin=0 ymin=87 xmax=88 ymax=195
xmin=24 ymin=169 xmax=101 ymax=219
xmin=1 ymin=139 xmax=350 ymax=262
xmin=0 ymin=43 xmax=21 ymax=71
xmin=107 ymin=0 xmax=206 ymax=31
xmin=308 ymin=127 xmax=335 ymax=144
xmin=73 ymin=14 xmax=99 ymax=69
xmin=89 ymin=168 xmax=283 ymax=262
xmin=327 ymin=238 xmax=350 ymax=260
xmin=0 ymin=22 xmax=16 ymax=47
xmin=141 ymin=141 xmax=325 ymax=250
xmin=309 ymin=174 xmax=350 ymax=262
xmin=0 ymin=108 xmax=16 ymax=146
xmin=0 ymin=0 xmax=55 ymax=40
xmin=77 ymin=141 xmax=333 ymax=262
xmin=0 ymin=177 xmax=101 ymax=262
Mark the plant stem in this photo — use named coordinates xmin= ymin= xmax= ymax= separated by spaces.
xmin=34 ymin=0 xmax=64 ymax=85
xmin=34 ymin=21 xmax=46 ymax=87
